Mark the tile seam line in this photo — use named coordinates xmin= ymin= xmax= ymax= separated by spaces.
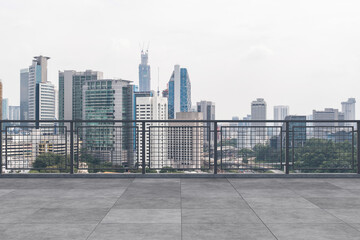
xmin=85 ymin=178 xmax=135 ymax=240
xmin=226 ymin=177 xmax=279 ymax=240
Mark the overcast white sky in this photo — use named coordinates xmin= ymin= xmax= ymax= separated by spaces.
xmin=0 ymin=0 xmax=360 ymax=119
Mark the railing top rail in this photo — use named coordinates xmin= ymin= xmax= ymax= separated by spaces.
xmin=1 ymin=120 xmax=360 ymax=123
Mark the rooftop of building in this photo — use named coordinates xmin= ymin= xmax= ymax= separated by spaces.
xmin=1 ymin=177 xmax=360 ymax=239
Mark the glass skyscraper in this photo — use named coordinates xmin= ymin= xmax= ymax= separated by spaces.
xmin=20 ymin=68 xmax=29 ymax=121
xmin=58 ymin=70 xmax=103 ymax=121
xmin=168 ymin=65 xmax=191 ymax=119
xmin=138 ymin=50 xmax=151 ymax=92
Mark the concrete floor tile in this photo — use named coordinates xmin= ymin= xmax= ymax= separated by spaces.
xmin=245 ymin=197 xmax=318 ymax=209
xmin=24 ymin=208 xmax=109 ymax=224
xmin=326 ymin=209 xmax=360 ymax=223
xmin=182 ymin=208 xmax=262 ymax=224
xmin=1 ymin=224 xmax=96 ymax=240
xmin=254 ymin=208 xmax=342 ymax=224
xmin=181 ymin=196 xmax=249 ymax=209
xmin=182 ymin=223 xmax=276 ymax=240
xmin=307 ymin=197 xmax=360 ymax=209
xmin=0 ymin=208 xmax=39 ymax=223
xmin=88 ymin=223 xmax=181 ymax=240
xmin=114 ymin=197 xmax=181 ymax=209
xmin=267 ymin=223 xmax=360 ymax=240
xmin=102 ymin=209 xmax=181 ymax=223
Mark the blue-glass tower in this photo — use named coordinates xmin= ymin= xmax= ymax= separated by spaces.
xmin=168 ymin=65 xmax=191 ymax=119
xmin=138 ymin=50 xmax=151 ymax=92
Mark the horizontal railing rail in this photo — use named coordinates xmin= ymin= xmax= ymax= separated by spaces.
xmin=0 ymin=120 xmax=359 ymax=175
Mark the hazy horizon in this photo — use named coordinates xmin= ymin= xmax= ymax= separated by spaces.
xmin=0 ymin=0 xmax=359 ymax=119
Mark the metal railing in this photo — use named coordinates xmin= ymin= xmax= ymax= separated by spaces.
xmin=0 ymin=120 xmax=359 ymax=175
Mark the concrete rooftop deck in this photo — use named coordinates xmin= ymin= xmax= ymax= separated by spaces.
xmin=1 ymin=178 xmax=360 ymax=239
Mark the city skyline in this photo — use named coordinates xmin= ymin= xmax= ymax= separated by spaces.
xmin=1 ymin=0 xmax=360 ymax=119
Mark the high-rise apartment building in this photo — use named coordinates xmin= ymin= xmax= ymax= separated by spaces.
xmin=251 ymin=98 xmax=267 ymax=144
xmin=81 ymin=79 xmax=135 ymax=167
xmin=313 ymin=108 xmax=340 ymax=127
xmin=20 ymin=69 xmax=29 ymax=121
xmin=274 ymin=105 xmax=289 ymax=123
xmin=168 ymin=112 xmax=204 ymax=169
xmin=58 ymin=70 xmax=103 ymax=120
xmin=135 ymin=92 xmax=168 ymax=168
xmin=251 ymin=98 xmax=266 ymax=124
xmin=26 ymin=56 xmax=55 ymax=123
xmin=341 ymin=98 xmax=356 ymax=126
xmin=139 ymin=50 xmax=151 ymax=92
xmin=197 ymin=101 xmax=215 ymax=144
xmin=2 ymin=98 xmax=8 ymax=120
xmin=9 ymin=106 xmax=20 ymax=120
xmin=168 ymin=65 xmax=191 ymax=119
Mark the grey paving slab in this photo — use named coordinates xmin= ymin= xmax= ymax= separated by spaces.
xmin=44 ymin=197 xmax=119 ymax=208
xmin=307 ymin=197 xmax=360 ymax=209
xmin=254 ymin=208 xmax=343 ymax=224
xmin=181 ymin=196 xmax=249 ymax=209
xmin=325 ymin=209 xmax=360 ymax=223
xmin=293 ymin=188 xmax=358 ymax=198
xmin=182 ymin=208 xmax=262 ymax=224
xmin=114 ymin=197 xmax=181 ymax=209
xmin=0 ymin=224 xmax=11 ymax=233
xmin=1 ymin=224 xmax=96 ymax=240
xmin=120 ymin=186 xmax=180 ymax=198
xmin=24 ymin=208 xmax=109 ymax=224
xmin=88 ymin=223 xmax=181 ymax=240
xmin=324 ymin=179 xmax=360 ymax=190
xmin=0 ymin=189 xmax=14 ymax=197
xmin=0 ymin=196 xmax=52 ymax=209
xmin=0 ymin=208 xmax=40 ymax=223
xmin=279 ymin=180 xmax=341 ymax=190
xmin=228 ymin=179 xmax=282 ymax=190
xmin=102 ymin=209 xmax=181 ymax=223
xmin=245 ymin=197 xmax=319 ymax=209
xmin=350 ymin=223 xmax=360 ymax=231
xmin=182 ymin=223 xmax=276 ymax=240
xmin=267 ymin=223 xmax=360 ymax=240
xmin=236 ymin=188 xmax=299 ymax=198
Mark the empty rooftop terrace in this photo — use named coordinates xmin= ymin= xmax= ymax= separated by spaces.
xmin=1 ymin=177 xmax=360 ymax=239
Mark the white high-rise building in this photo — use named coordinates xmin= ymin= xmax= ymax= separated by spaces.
xmin=136 ymin=92 xmax=168 ymax=169
xmin=274 ymin=105 xmax=289 ymax=123
xmin=38 ymin=82 xmax=55 ymax=121
xmin=26 ymin=56 xmax=55 ymax=126
xmin=251 ymin=98 xmax=267 ymax=123
xmin=341 ymin=98 xmax=356 ymax=127
xmin=251 ymin=98 xmax=267 ymax=145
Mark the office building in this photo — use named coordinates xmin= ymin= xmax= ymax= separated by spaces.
xmin=251 ymin=98 xmax=267 ymax=144
xmin=341 ymin=98 xmax=356 ymax=127
xmin=312 ymin=108 xmax=340 ymax=127
xmin=81 ymin=79 xmax=135 ymax=167
xmin=168 ymin=112 xmax=204 ymax=169
xmin=2 ymin=98 xmax=8 ymax=120
xmin=9 ymin=106 xmax=20 ymax=120
xmin=197 ymin=101 xmax=215 ymax=144
xmin=58 ymin=70 xmax=103 ymax=121
xmin=168 ymin=65 xmax=191 ymax=119
xmin=274 ymin=105 xmax=289 ymax=124
xmin=135 ymin=92 xmax=168 ymax=168
xmin=25 ymin=56 xmax=55 ymax=125
xmin=138 ymin=50 xmax=151 ymax=92
xmin=282 ymin=115 xmax=306 ymax=147
xmin=20 ymin=69 xmax=29 ymax=121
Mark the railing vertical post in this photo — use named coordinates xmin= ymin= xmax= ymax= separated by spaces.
xmin=70 ymin=121 xmax=74 ymax=174
xmin=357 ymin=121 xmax=360 ymax=174
xmin=214 ymin=121 xmax=218 ymax=174
xmin=285 ymin=121 xmax=290 ymax=174
xmin=142 ymin=121 xmax=146 ymax=174
xmin=0 ymin=122 xmax=2 ymax=175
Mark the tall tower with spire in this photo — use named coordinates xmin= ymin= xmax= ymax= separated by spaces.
xmin=139 ymin=50 xmax=151 ymax=91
